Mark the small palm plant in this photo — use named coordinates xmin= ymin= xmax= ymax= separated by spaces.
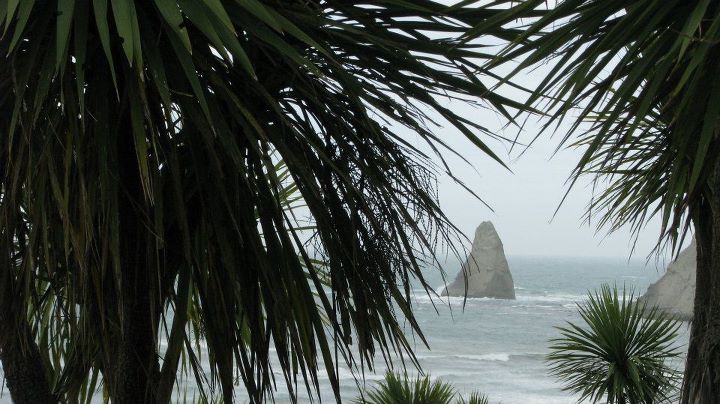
xmin=356 ymin=372 xmax=489 ymax=404
xmin=547 ymin=284 xmax=681 ymax=404
xmin=357 ymin=372 xmax=456 ymax=404
xmin=457 ymin=392 xmax=490 ymax=404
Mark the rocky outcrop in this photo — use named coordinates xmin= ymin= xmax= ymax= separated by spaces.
xmin=638 ymin=241 xmax=696 ymax=320
xmin=441 ymin=221 xmax=515 ymax=299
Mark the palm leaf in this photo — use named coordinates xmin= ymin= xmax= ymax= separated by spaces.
xmin=488 ymin=0 xmax=720 ymax=254
xmin=0 ymin=1 xmax=525 ymax=402
xmin=547 ymin=285 xmax=681 ymax=403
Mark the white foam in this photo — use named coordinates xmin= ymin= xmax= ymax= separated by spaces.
xmin=412 ymin=294 xmax=507 ymax=305
xmin=452 ymin=353 xmax=510 ymax=362
xmin=514 ymin=294 xmax=584 ymax=303
xmin=412 ymin=289 xmax=585 ymax=306
xmin=512 ymin=304 xmax=560 ymax=309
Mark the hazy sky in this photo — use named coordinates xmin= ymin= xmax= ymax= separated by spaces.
xmin=430 ymin=118 xmax=664 ymax=259
xmin=385 ymin=2 xmax=685 ymax=260
xmin=407 ymin=83 xmax=670 ymax=260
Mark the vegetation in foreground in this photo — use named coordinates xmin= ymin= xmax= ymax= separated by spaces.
xmin=356 ymin=372 xmax=489 ymax=404
xmin=1 ymin=0 xmax=718 ymax=402
xmin=547 ymin=285 xmax=681 ymax=404
xmin=0 ymin=1 xmax=524 ymax=403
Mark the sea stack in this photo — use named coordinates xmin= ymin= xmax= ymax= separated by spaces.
xmin=441 ymin=221 xmax=516 ymax=299
xmin=638 ymin=240 xmax=696 ymax=320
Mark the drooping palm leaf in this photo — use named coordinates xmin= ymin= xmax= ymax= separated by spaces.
xmin=0 ymin=1 xmax=524 ymax=402
xmin=479 ymin=2 xmax=720 ymax=402
xmin=485 ymin=0 xmax=720 ymax=253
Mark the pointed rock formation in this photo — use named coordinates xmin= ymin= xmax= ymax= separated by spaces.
xmin=638 ymin=240 xmax=696 ymax=320
xmin=441 ymin=221 xmax=515 ymax=299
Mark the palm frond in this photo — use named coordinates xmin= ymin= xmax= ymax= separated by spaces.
xmin=547 ymin=284 xmax=681 ymax=403
xmin=457 ymin=392 xmax=490 ymax=404
xmin=0 ymin=1 xmax=524 ymax=401
xmin=357 ymin=371 xmax=457 ymax=404
xmin=490 ymin=0 xmax=720 ymax=253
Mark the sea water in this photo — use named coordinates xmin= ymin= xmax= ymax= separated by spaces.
xmin=0 ymin=255 xmax=690 ymax=403
xmin=397 ymin=255 xmax=690 ymax=404
xmin=261 ymin=255 xmax=689 ymax=403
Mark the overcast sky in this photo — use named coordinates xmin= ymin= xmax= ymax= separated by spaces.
xmin=430 ymin=117 xmax=665 ymax=259
xmin=385 ymin=1 xmax=685 ymax=260
xmin=407 ymin=80 xmax=671 ymax=260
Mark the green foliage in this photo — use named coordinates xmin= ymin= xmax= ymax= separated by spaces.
xmin=457 ymin=392 xmax=490 ymax=404
xmin=356 ymin=372 xmax=490 ymax=404
xmin=0 ymin=0 xmax=523 ymax=402
xmin=483 ymin=2 xmax=720 ymax=401
xmin=547 ymin=285 xmax=681 ymax=403
xmin=358 ymin=372 xmax=456 ymax=404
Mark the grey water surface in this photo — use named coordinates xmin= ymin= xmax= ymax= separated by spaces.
xmin=0 ymin=256 xmax=689 ymax=403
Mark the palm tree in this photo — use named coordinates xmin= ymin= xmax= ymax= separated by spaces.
xmin=0 ymin=1 xmax=522 ymax=403
xmin=486 ymin=0 xmax=720 ymax=401
xmin=355 ymin=371 xmax=489 ymax=404
xmin=356 ymin=372 xmax=457 ymax=404
xmin=547 ymin=285 xmax=681 ymax=404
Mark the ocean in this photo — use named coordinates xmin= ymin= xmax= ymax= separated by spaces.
xmin=252 ymin=255 xmax=690 ymax=403
xmin=0 ymin=255 xmax=690 ymax=403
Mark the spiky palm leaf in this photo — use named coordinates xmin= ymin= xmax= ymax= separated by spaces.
xmin=457 ymin=392 xmax=490 ymax=404
xmin=356 ymin=371 xmax=457 ymax=404
xmin=547 ymin=285 xmax=681 ymax=403
xmin=0 ymin=1 xmax=524 ymax=402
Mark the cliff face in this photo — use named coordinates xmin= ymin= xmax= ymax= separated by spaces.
xmin=638 ymin=241 xmax=696 ymax=320
xmin=441 ymin=221 xmax=515 ymax=299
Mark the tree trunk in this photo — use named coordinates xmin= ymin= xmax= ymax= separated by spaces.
xmin=682 ymin=161 xmax=720 ymax=403
xmin=0 ymin=278 xmax=55 ymax=403
xmin=0 ymin=314 xmax=55 ymax=404
xmin=103 ymin=108 xmax=160 ymax=403
xmin=104 ymin=287 xmax=159 ymax=404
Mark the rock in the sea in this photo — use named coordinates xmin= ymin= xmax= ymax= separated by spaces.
xmin=441 ymin=221 xmax=515 ymax=299
xmin=638 ymin=240 xmax=696 ymax=320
